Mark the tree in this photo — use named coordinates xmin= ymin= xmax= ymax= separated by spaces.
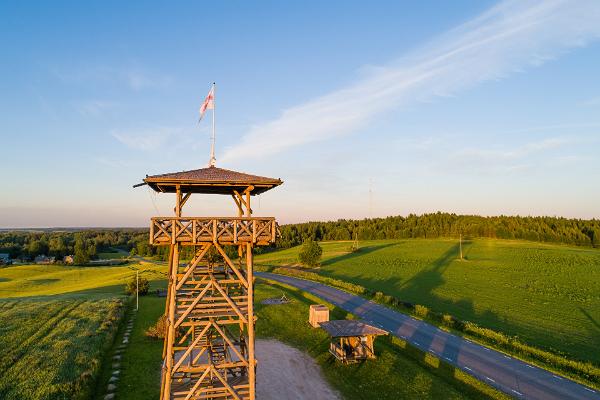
xmin=48 ymin=237 xmax=67 ymax=257
xmin=73 ymin=239 xmax=89 ymax=265
xmin=86 ymin=241 xmax=97 ymax=259
xmin=592 ymin=228 xmax=600 ymax=248
xmin=27 ymin=240 xmax=43 ymax=257
xmin=298 ymin=239 xmax=323 ymax=267
xmin=125 ymin=276 xmax=149 ymax=295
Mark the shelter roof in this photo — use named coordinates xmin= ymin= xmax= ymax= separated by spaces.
xmin=319 ymin=320 xmax=388 ymax=338
xmin=141 ymin=166 xmax=282 ymax=195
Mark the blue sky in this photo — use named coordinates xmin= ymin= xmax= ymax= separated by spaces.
xmin=1 ymin=0 xmax=600 ymax=227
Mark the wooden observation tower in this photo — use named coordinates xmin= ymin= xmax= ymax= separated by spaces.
xmin=141 ymin=166 xmax=282 ymax=400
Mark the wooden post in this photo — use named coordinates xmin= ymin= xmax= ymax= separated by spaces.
xmin=246 ymin=242 xmax=256 ymax=400
xmin=176 ymin=185 xmax=182 ymax=217
xmin=162 ymin=243 xmax=179 ymax=400
xmin=459 ymin=233 xmax=463 ymax=261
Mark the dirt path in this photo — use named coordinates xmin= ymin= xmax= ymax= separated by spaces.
xmin=256 ymin=339 xmax=342 ymax=400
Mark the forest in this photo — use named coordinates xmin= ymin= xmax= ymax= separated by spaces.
xmin=276 ymin=212 xmax=600 ymax=249
xmin=1 ymin=213 xmax=599 ymax=262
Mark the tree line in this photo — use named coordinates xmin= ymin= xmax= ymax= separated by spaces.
xmin=277 ymin=213 xmax=600 ymax=248
xmin=0 ymin=229 xmax=150 ymax=262
xmin=2 ymin=213 xmax=598 ymax=262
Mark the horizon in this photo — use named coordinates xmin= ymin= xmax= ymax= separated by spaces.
xmin=2 ymin=0 xmax=600 ymax=228
xmin=1 ymin=210 xmax=599 ymax=231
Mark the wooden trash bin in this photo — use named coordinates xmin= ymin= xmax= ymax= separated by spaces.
xmin=309 ymin=304 xmax=330 ymax=328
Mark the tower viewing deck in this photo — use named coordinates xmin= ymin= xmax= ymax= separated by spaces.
xmin=139 ymin=165 xmax=282 ymax=400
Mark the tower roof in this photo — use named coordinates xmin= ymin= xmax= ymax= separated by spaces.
xmin=141 ymin=166 xmax=283 ymax=195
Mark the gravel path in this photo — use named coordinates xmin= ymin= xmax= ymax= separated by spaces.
xmin=256 ymin=339 xmax=342 ymax=400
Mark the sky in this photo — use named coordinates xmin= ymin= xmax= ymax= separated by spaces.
xmin=1 ymin=0 xmax=600 ymax=228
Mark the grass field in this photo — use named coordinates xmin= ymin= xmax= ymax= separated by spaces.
xmin=96 ymin=279 xmax=507 ymax=400
xmin=0 ymin=262 xmax=166 ymax=400
xmin=0 ymin=256 xmax=507 ymax=399
xmin=0 ymin=262 xmax=166 ymax=299
xmin=255 ymin=279 xmax=507 ymax=400
xmin=0 ymin=298 xmax=125 ymax=400
xmin=256 ymin=238 xmax=600 ymax=366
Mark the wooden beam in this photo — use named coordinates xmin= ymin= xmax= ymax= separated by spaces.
xmin=180 ymin=192 xmax=192 ymax=210
xmin=175 ymin=244 xmax=212 ymax=291
xmin=246 ymin=242 xmax=256 ymax=400
xmin=213 ymin=242 xmax=248 ymax=288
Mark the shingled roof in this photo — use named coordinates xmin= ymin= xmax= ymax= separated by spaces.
xmin=319 ymin=320 xmax=388 ymax=338
xmin=142 ymin=166 xmax=283 ymax=195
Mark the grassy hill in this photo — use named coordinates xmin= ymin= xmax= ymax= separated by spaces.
xmin=256 ymin=238 xmax=600 ymax=366
xmin=0 ymin=262 xmax=165 ymax=400
xmin=0 ymin=259 xmax=507 ymax=399
xmin=0 ymin=262 xmax=166 ymax=299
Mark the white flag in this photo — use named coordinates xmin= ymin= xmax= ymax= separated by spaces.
xmin=199 ymin=86 xmax=214 ymax=121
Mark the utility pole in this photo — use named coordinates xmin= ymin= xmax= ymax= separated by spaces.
xmin=368 ymin=178 xmax=373 ymax=219
xmin=136 ymin=270 xmax=139 ymax=311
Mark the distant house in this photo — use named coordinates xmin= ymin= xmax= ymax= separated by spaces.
xmin=0 ymin=253 xmax=11 ymax=265
xmin=63 ymin=255 xmax=74 ymax=264
xmin=34 ymin=255 xmax=55 ymax=264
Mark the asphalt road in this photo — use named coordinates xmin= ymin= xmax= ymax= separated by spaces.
xmin=257 ymin=272 xmax=600 ymax=400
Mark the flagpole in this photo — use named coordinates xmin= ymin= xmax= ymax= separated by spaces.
xmin=210 ymin=82 xmax=216 ymax=167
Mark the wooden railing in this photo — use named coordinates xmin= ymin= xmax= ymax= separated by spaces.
xmin=329 ymin=341 xmax=371 ymax=363
xmin=150 ymin=217 xmax=278 ymax=245
xmin=329 ymin=342 xmax=347 ymax=362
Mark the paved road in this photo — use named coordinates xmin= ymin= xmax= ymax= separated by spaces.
xmin=257 ymin=272 xmax=600 ymax=400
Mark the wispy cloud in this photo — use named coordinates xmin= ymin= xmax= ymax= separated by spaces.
xmin=112 ymin=127 xmax=180 ymax=151
xmin=75 ymin=99 xmax=119 ymax=116
xmin=445 ymin=137 xmax=572 ymax=173
xmin=580 ymin=96 xmax=600 ymax=107
xmin=223 ymin=0 xmax=600 ymax=162
xmin=55 ymin=65 xmax=173 ymax=91
xmin=111 ymin=125 xmax=210 ymax=153
xmin=456 ymin=137 xmax=569 ymax=161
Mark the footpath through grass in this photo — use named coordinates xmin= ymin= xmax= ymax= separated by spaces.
xmin=256 ymin=238 xmax=600 ymax=367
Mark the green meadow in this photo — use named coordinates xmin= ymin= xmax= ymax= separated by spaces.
xmin=0 ymin=262 xmax=166 ymax=400
xmin=0 ymin=262 xmax=166 ymax=299
xmin=0 ymin=259 xmax=507 ymax=399
xmin=0 ymin=298 xmax=124 ymax=400
xmin=256 ymin=238 xmax=600 ymax=366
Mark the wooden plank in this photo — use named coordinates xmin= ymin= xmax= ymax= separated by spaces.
xmin=175 ymin=281 xmax=213 ymax=328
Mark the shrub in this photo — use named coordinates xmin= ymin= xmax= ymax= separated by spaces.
xmin=442 ymin=314 xmax=455 ymax=327
xmin=145 ymin=315 xmax=167 ymax=339
xmin=125 ymin=276 xmax=149 ymax=295
xmin=298 ymin=239 xmax=323 ymax=267
xmin=415 ymin=304 xmax=429 ymax=318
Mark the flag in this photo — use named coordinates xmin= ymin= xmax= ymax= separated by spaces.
xmin=199 ymin=85 xmax=214 ymax=121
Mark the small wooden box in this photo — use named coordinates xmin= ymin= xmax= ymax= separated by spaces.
xmin=309 ymin=304 xmax=330 ymax=328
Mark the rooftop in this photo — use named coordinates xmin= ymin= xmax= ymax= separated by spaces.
xmin=141 ymin=166 xmax=283 ymax=195
xmin=319 ymin=320 xmax=389 ymax=338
